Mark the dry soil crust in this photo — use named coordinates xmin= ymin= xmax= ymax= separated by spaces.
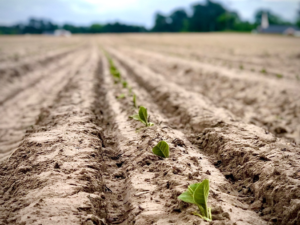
xmin=0 ymin=49 xmax=90 ymax=161
xmin=0 ymin=36 xmax=299 ymax=225
xmin=0 ymin=47 xmax=107 ymax=225
xmin=115 ymin=47 xmax=300 ymax=144
xmin=108 ymin=47 xmax=300 ymax=224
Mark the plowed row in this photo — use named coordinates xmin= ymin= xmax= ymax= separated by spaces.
xmin=0 ymin=34 xmax=299 ymax=225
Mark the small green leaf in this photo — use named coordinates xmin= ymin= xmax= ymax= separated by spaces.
xmin=129 ymin=114 xmax=140 ymax=121
xmin=194 ymin=180 xmax=210 ymax=220
xmin=138 ymin=106 xmax=148 ymax=125
xmin=128 ymin=87 xmax=132 ymax=94
xmin=129 ymin=106 xmax=154 ymax=127
xmin=178 ymin=191 xmax=195 ymax=204
xmin=178 ymin=180 xmax=212 ymax=222
xmin=152 ymin=141 xmax=169 ymax=158
xmin=117 ymin=94 xmax=125 ymax=99
xmin=133 ymin=94 xmax=137 ymax=108
xmin=148 ymin=122 xmax=154 ymax=126
xmin=122 ymin=81 xmax=128 ymax=88
xmin=261 ymin=68 xmax=267 ymax=74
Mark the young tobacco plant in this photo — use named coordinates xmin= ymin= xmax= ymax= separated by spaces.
xmin=122 ymin=80 xmax=128 ymax=88
xmin=117 ymin=93 xmax=126 ymax=99
xmin=152 ymin=141 xmax=169 ymax=158
xmin=108 ymin=58 xmax=121 ymax=82
xmin=178 ymin=179 xmax=212 ymax=221
xmin=130 ymin=106 xmax=154 ymax=127
xmin=133 ymin=94 xmax=137 ymax=108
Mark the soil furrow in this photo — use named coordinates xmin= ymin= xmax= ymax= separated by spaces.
xmin=0 ymin=44 xmax=84 ymax=92
xmin=93 ymin=53 xmax=267 ymax=225
xmin=108 ymin=48 xmax=300 ymax=224
xmin=0 ymin=48 xmax=85 ymax=106
xmin=0 ymin=49 xmax=90 ymax=161
xmin=112 ymin=34 xmax=300 ymax=81
xmin=0 ymin=40 xmax=82 ymax=65
xmin=117 ymin=47 xmax=300 ymax=144
xmin=0 ymin=46 xmax=109 ymax=225
xmin=128 ymin=44 xmax=300 ymax=81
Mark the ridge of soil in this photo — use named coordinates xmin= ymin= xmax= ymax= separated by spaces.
xmin=108 ymin=47 xmax=300 ymax=224
xmin=115 ymin=47 xmax=300 ymax=144
xmin=0 ymin=34 xmax=299 ymax=225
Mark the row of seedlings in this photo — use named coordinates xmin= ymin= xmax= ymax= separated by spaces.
xmin=106 ymin=52 xmax=212 ymax=222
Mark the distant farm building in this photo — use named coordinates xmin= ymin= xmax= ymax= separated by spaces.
xmin=43 ymin=29 xmax=72 ymax=37
xmin=54 ymin=29 xmax=72 ymax=37
xmin=258 ymin=25 xmax=300 ymax=35
xmin=257 ymin=13 xmax=300 ymax=36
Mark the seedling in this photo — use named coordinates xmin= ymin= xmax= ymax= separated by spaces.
xmin=152 ymin=141 xmax=169 ymax=158
xmin=130 ymin=106 xmax=154 ymax=127
xmin=107 ymin=57 xmax=121 ymax=82
xmin=133 ymin=94 xmax=137 ymax=108
xmin=128 ymin=86 xmax=133 ymax=95
xmin=261 ymin=68 xmax=267 ymax=74
xmin=178 ymin=179 xmax=212 ymax=222
xmin=110 ymin=65 xmax=121 ymax=82
xmin=117 ymin=94 xmax=126 ymax=99
xmin=239 ymin=65 xmax=244 ymax=70
xmin=122 ymin=80 xmax=128 ymax=88
xmin=276 ymin=74 xmax=283 ymax=79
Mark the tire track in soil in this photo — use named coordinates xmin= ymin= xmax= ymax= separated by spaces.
xmin=0 ymin=47 xmax=110 ymax=225
xmin=118 ymin=47 xmax=300 ymax=144
xmin=97 ymin=53 xmax=267 ymax=225
xmin=0 ymin=49 xmax=90 ymax=161
xmin=108 ymin=48 xmax=300 ymax=225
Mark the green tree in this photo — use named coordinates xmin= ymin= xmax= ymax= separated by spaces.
xmin=216 ymin=11 xmax=240 ymax=31
xmin=189 ymin=0 xmax=226 ymax=32
xmin=169 ymin=9 xmax=189 ymax=32
xmin=90 ymin=23 xmax=103 ymax=33
xmin=297 ymin=4 xmax=300 ymax=28
xmin=152 ymin=13 xmax=172 ymax=32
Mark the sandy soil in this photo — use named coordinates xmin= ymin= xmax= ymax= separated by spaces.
xmin=0 ymin=34 xmax=299 ymax=225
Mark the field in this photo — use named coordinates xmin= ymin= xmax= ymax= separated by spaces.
xmin=0 ymin=33 xmax=299 ymax=225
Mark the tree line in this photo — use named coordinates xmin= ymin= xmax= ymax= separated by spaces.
xmin=0 ymin=0 xmax=299 ymax=34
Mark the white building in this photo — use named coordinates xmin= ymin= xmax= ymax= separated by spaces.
xmin=257 ymin=13 xmax=299 ymax=36
xmin=54 ymin=29 xmax=72 ymax=37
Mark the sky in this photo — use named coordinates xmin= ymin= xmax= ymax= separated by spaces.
xmin=0 ymin=0 xmax=299 ymax=28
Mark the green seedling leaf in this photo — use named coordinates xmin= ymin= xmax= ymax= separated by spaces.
xmin=107 ymin=56 xmax=121 ymax=83
xmin=133 ymin=94 xmax=137 ymax=108
xmin=117 ymin=94 xmax=125 ymax=99
xmin=129 ymin=114 xmax=140 ymax=121
xmin=129 ymin=106 xmax=154 ymax=127
xmin=122 ymin=81 xmax=128 ymax=88
xmin=138 ymin=106 xmax=148 ymax=124
xmin=110 ymin=67 xmax=121 ymax=80
xmin=261 ymin=68 xmax=267 ymax=74
xmin=148 ymin=122 xmax=154 ymax=126
xmin=178 ymin=179 xmax=212 ymax=222
xmin=128 ymin=86 xmax=132 ymax=95
xmin=152 ymin=141 xmax=169 ymax=158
